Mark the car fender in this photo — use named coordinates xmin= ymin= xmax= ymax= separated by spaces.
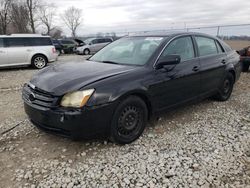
xmin=28 ymin=49 xmax=49 ymax=63
xmin=86 ymin=73 xmax=153 ymax=112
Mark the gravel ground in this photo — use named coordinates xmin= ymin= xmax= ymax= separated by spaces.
xmin=0 ymin=55 xmax=250 ymax=188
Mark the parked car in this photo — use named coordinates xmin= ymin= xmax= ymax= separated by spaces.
xmin=237 ymin=46 xmax=250 ymax=72
xmin=58 ymin=39 xmax=77 ymax=54
xmin=22 ymin=32 xmax=241 ymax=144
xmin=0 ymin=34 xmax=58 ymax=69
xmin=76 ymin=38 xmax=113 ymax=55
xmin=52 ymin=39 xmax=63 ymax=55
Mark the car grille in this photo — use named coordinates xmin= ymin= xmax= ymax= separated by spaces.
xmin=22 ymin=84 xmax=59 ymax=108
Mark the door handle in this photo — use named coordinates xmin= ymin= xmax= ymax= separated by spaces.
xmin=192 ymin=66 xmax=199 ymax=72
xmin=0 ymin=50 xmax=4 ymax=53
xmin=221 ymin=59 xmax=226 ymax=64
xmin=27 ymin=49 xmax=32 ymax=52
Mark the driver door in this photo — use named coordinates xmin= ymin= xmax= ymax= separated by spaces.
xmin=149 ymin=36 xmax=201 ymax=111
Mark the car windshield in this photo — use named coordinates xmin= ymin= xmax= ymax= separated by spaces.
xmin=89 ymin=37 xmax=165 ymax=66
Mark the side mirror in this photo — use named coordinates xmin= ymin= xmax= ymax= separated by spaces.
xmin=155 ymin=55 xmax=181 ymax=69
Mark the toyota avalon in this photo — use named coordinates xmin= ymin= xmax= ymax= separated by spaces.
xmin=22 ymin=32 xmax=241 ymax=144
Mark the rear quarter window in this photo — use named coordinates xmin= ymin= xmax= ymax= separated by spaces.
xmin=27 ymin=37 xmax=52 ymax=46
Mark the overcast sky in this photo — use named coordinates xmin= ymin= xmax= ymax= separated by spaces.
xmin=49 ymin=0 xmax=250 ymax=36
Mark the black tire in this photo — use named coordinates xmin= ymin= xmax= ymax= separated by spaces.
xmin=214 ymin=73 xmax=234 ymax=101
xmin=110 ymin=96 xmax=148 ymax=144
xmin=84 ymin=49 xmax=90 ymax=55
xmin=31 ymin=55 xmax=47 ymax=69
xmin=242 ymin=63 xmax=249 ymax=72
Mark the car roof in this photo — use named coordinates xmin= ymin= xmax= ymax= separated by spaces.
xmin=0 ymin=34 xmax=51 ymax=38
xmin=130 ymin=31 xmax=218 ymax=39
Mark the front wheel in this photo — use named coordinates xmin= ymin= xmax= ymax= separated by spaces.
xmin=110 ymin=96 xmax=148 ymax=144
xmin=214 ymin=73 xmax=234 ymax=101
xmin=31 ymin=55 xmax=47 ymax=69
xmin=84 ymin=49 xmax=90 ymax=55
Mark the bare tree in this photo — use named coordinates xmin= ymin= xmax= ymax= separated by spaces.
xmin=38 ymin=3 xmax=56 ymax=35
xmin=10 ymin=1 xmax=30 ymax=33
xmin=62 ymin=6 xmax=82 ymax=38
xmin=50 ymin=27 xmax=63 ymax=39
xmin=26 ymin=0 xmax=40 ymax=33
xmin=0 ymin=0 xmax=11 ymax=34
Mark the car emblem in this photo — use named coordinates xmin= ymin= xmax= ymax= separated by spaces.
xmin=29 ymin=93 xmax=36 ymax=102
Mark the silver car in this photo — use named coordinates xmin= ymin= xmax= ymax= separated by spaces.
xmin=0 ymin=34 xmax=58 ymax=69
xmin=76 ymin=38 xmax=113 ymax=55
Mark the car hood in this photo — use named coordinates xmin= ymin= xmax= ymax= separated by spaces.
xmin=30 ymin=60 xmax=136 ymax=96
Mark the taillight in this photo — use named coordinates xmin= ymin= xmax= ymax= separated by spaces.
xmin=52 ymin=47 xmax=56 ymax=53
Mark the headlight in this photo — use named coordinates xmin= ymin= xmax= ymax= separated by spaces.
xmin=60 ymin=89 xmax=95 ymax=108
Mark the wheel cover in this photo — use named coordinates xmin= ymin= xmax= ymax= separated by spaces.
xmin=223 ymin=79 xmax=231 ymax=94
xmin=117 ymin=106 xmax=142 ymax=137
xmin=34 ymin=57 xmax=46 ymax=68
xmin=84 ymin=49 xmax=90 ymax=55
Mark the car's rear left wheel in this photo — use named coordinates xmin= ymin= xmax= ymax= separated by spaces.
xmin=110 ymin=96 xmax=148 ymax=144
xmin=214 ymin=73 xmax=234 ymax=101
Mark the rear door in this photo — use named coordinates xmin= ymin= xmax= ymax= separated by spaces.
xmin=93 ymin=39 xmax=106 ymax=52
xmin=194 ymin=36 xmax=227 ymax=95
xmin=5 ymin=37 xmax=31 ymax=65
xmin=99 ymin=38 xmax=112 ymax=49
xmin=0 ymin=38 xmax=9 ymax=66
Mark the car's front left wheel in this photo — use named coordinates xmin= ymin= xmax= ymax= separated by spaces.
xmin=110 ymin=96 xmax=148 ymax=144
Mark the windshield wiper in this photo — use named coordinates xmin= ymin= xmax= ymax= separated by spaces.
xmin=101 ymin=60 xmax=119 ymax=65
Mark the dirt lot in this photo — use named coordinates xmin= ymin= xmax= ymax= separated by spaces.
xmin=225 ymin=40 xmax=250 ymax=51
xmin=0 ymin=55 xmax=250 ymax=188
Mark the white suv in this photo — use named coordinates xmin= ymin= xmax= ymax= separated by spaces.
xmin=0 ymin=34 xmax=58 ymax=69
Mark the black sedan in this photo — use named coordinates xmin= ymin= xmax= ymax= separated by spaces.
xmin=22 ymin=32 xmax=241 ymax=144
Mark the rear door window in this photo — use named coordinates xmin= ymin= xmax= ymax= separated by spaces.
xmin=104 ymin=38 xmax=112 ymax=43
xmin=97 ymin=39 xmax=105 ymax=43
xmin=162 ymin=36 xmax=195 ymax=62
xmin=195 ymin=36 xmax=218 ymax=56
xmin=215 ymin=41 xmax=224 ymax=53
xmin=92 ymin=39 xmax=98 ymax=44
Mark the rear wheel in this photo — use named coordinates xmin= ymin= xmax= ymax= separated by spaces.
xmin=214 ymin=73 xmax=234 ymax=101
xmin=84 ymin=49 xmax=90 ymax=55
xmin=110 ymin=96 xmax=148 ymax=144
xmin=31 ymin=55 xmax=47 ymax=69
